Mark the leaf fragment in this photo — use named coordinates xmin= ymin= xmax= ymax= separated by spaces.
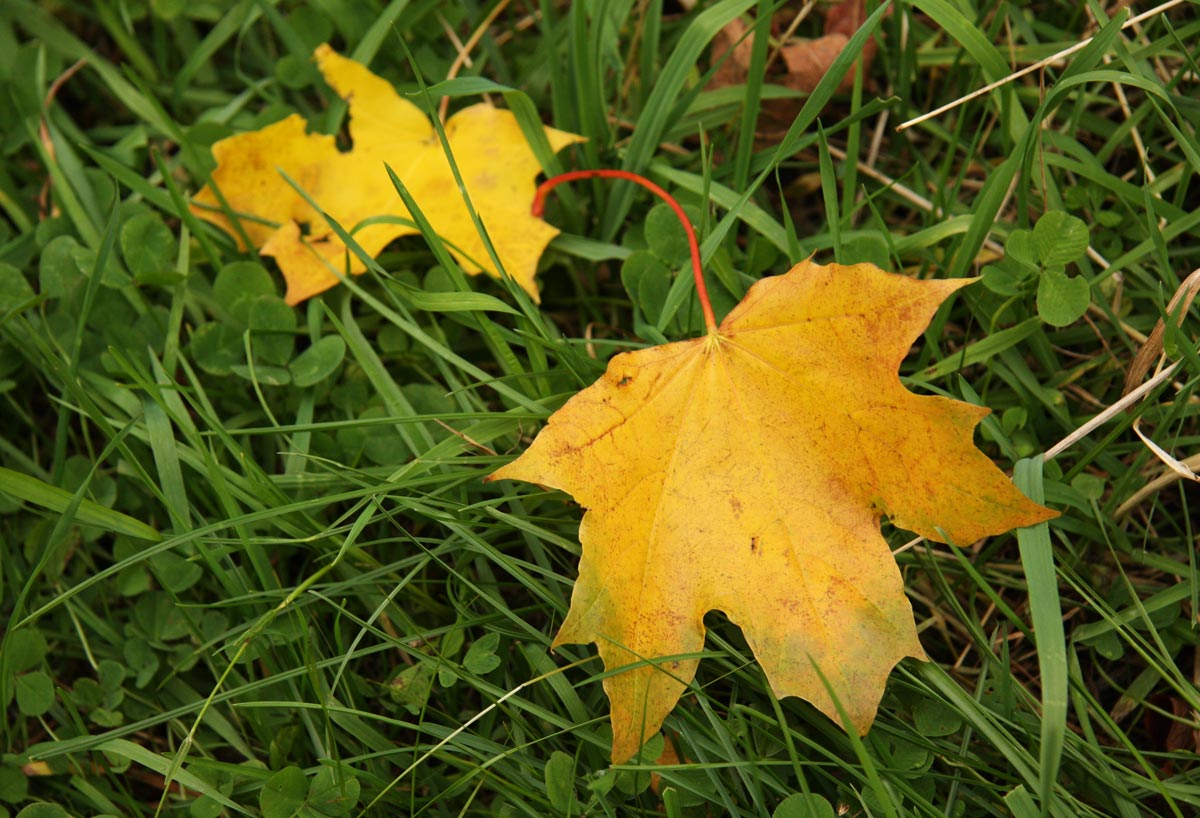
xmin=191 ymin=45 xmax=584 ymax=305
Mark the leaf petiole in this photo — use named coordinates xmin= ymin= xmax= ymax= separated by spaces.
xmin=532 ymin=169 xmax=717 ymax=333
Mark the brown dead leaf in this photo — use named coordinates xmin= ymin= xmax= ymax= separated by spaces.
xmin=1165 ymin=697 xmax=1200 ymax=755
xmin=1122 ymin=267 xmax=1200 ymax=397
xmin=649 ymin=732 xmax=682 ymax=796
xmin=709 ymin=0 xmax=877 ymax=136
xmin=825 ymin=0 xmax=869 ymax=38
xmin=711 ymin=17 xmax=755 ymax=90
xmin=779 ymin=33 xmax=855 ymax=93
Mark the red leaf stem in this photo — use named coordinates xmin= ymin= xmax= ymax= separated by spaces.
xmin=532 ymin=169 xmax=717 ymax=333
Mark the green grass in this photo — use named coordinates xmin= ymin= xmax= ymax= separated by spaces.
xmin=2 ymin=1 xmax=1200 ymax=816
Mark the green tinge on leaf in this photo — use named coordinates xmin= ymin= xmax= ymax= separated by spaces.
xmin=260 ymin=766 xmax=308 ymax=818
xmin=190 ymin=322 xmax=242 ymax=376
xmin=231 ymin=364 xmax=292 ymax=386
xmin=307 ymin=765 xmax=361 ymax=816
xmin=15 ymin=671 xmax=54 ymax=716
xmin=981 ymin=264 xmax=1023 ymax=296
xmin=148 ymin=552 xmax=203 ymax=593
xmin=463 ymin=632 xmax=501 ymax=675
xmin=1037 ymin=269 xmax=1090 ymax=327
xmin=120 ymin=213 xmax=175 ymax=278
xmin=913 ymin=697 xmax=964 ymax=737
xmin=0 ymin=262 xmax=35 ymax=312
xmin=644 ymin=202 xmax=691 ymax=262
xmin=11 ymin=802 xmax=69 ymax=818
xmin=213 ymin=261 xmax=278 ymax=325
xmin=5 ymin=628 xmax=48 ymax=674
xmin=1005 ymin=229 xmax=1038 ymax=268
xmin=621 ymin=251 xmax=671 ymax=325
xmin=290 ymin=336 xmax=346 ymax=387
xmin=0 ymin=762 xmax=30 ymax=805
xmin=39 ymin=235 xmax=85 ymax=299
xmin=247 ymin=295 xmax=297 ymax=365
xmin=773 ymin=793 xmax=837 ymax=818
xmin=544 ymin=751 xmax=577 ymax=814
xmin=1033 ymin=210 xmax=1089 ymax=269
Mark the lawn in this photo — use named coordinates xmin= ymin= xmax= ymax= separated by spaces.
xmin=1 ymin=1 xmax=1199 ymax=817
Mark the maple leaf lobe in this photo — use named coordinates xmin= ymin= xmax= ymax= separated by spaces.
xmin=491 ymin=259 xmax=1056 ymax=763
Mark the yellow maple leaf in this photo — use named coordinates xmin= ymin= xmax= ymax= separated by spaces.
xmin=489 ymin=259 xmax=1057 ymax=763
xmin=190 ymin=44 xmax=584 ymax=305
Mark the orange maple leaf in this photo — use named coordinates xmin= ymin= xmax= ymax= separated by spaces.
xmin=489 ymin=259 xmax=1056 ymax=763
xmin=190 ymin=44 xmax=584 ymax=305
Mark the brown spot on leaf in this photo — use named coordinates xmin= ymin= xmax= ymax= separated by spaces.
xmin=708 ymin=0 xmax=881 ymax=143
